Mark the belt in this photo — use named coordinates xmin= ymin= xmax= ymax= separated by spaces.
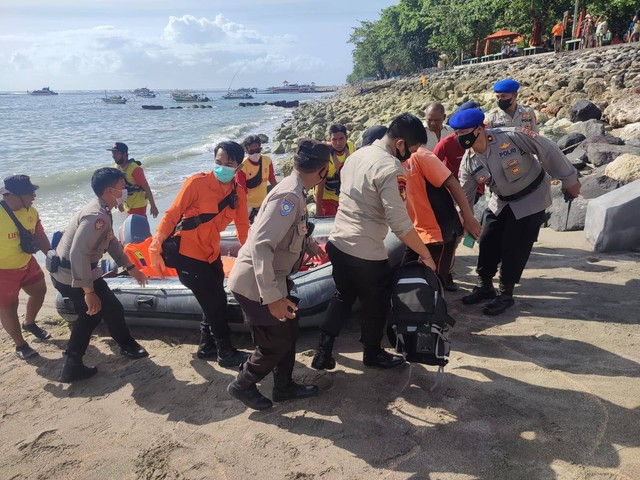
xmin=497 ymin=169 xmax=546 ymax=202
xmin=60 ymin=258 xmax=99 ymax=270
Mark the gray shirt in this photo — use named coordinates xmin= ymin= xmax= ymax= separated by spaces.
xmin=486 ymin=104 xmax=539 ymax=133
xmin=329 ymin=139 xmax=415 ymax=260
xmin=459 ymin=128 xmax=578 ymax=219
xmin=228 ymin=172 xmax=318 ymax=305
xmin=51 ymin=197 xmax=132 ymax=288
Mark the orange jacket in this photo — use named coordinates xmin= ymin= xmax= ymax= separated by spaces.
xmin=552 ymin=23 xmax=564 ymax=36
xmin=157 ymin=172 xmax=249 ymax=263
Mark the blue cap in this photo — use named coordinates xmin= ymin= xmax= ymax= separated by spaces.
xmin=493 ymin=78 xmax=520 ymax=93
xmin=449 ymin=108 xmax=485 ymax=130
xmin=457 ymin=101 xmax=480 ymax=111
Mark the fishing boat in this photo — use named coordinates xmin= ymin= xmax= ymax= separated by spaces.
xmin=171 ymin=91 xmax=210 ymax=102
xmin=55 ymin=216 xmax=404 ymax=331
xmin=222 ymin=71 xmax=254 ymax=99
xmin=28 ymin=87 xmax=58 ymax=96
xmin=261 ymin=81 xmax=316 ymax=94
xmin=133 ymin=87 xmax=156 ymax=98
xmin=99 ymin=91 xmax=127 ymax=104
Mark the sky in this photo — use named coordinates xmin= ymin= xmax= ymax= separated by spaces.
xmin=0 ymin=0 xmax=397 ymax=92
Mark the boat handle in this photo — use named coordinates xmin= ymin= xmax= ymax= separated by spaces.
xmin=136 ymin=296 xmax=156 ymax=307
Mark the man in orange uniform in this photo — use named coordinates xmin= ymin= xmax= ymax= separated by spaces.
xmin=401 ymin=147 xmax=481 ymax=290
xmin=237 ymin=135 xmax=278 ymax=222
xmin=149 ymin=141 xmax=250 ymax=368
xmin=552 ymin=19 xmax=565 ymax=53
xmin=0 ymin=175 xmax=52 ymax=360
xmin=314 ymin=124 xmax=355 ymax=216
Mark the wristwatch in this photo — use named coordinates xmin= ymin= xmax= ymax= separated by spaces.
xmin=125 ymin=264 xmax=135 ymax=271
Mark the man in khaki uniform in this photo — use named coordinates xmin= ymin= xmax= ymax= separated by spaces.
xmin=227 ymin=140 xmax=330 ymax=410
xmin=311 ymin=113 xmax=438 ymax=372
xmin=485 ymin=79 xmax=539 ymax=133
xmin=51 ymin=168 xmax=148 ymax=382
xmin=452 ymin=108 xmax=580 ymax=315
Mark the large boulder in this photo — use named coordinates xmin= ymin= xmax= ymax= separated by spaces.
xmin=604 ymin=94 xmax=640 ymax=127
xmin=557 ymin=132 xmax=586 ymax=153
xmin=610 ymin=122 xmax=640 ymax=142
xmin=569 ymin=119 xmax=606 ymax=138
xmin=579 ymin=166 xmax=625 ymax=199
xmin=272 ymin=142 xmax=286 ymax=155
xmin=547 ymin=184 xmax=589 ymax=232
xmin=585 ymin=178 xmax=640 ymax=252
xmin=604 ymin=154 xmax=640 ymax=183
xmin=570 ymin=100 xmax=602 ymax=122
xmin=585 ymin=143 xmax=640 ymax=167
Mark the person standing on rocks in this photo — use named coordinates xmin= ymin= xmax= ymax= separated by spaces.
xmin=424 ymin=103 xmax=453 ymax=151
xmin=485 ymin=79 xmax=538 ymax=133
xmin=0 ymin=175 xmax=52 ymax=360
xmin=314 ymin=124 xmax=355 ymax=216
xmin=452 ymin=108 xmax=581 ymax=316
xmin=237 ymin=135 xmax=278 ymax=223
xmin=552 ymin=19 xmax=564 ymax=52
xmin=311 ymin=113 xmax=437 ymax=371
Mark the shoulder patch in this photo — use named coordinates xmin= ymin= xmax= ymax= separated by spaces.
xmin=397 ymin=175 xmax=407 ymax=201
xmin=95 ymin=219 xmax=105 ymax=230
xmin=280 ymin=198 xmax=295 ymax=216
xmin=521 ymin=128 xmax=538 ymax=139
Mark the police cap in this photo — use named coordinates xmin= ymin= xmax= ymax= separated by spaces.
xmin=493 ymin=78 xmax=520 ymax=93
xmin=449 ymin=108 xmax=485 ymax=130
xmin=457 ymin=101 xmax=480 ymax=112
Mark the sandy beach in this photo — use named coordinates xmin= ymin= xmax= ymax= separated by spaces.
xmin=1 ymin=227 xmax=639 ymax=480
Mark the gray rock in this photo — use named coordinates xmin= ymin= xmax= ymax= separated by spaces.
xmin=547 ymin=183 xmax=589 ymax=231
xmin=566 ymin=147 xmax=588 ymax=169
xmin=569 ymin=119 xmax=605 ymax=138
xmin=557 ymin=132 xmax=586 ymax=153
xmin=586 ymin=143 xmax=640 ymax=167
xmin=585 ymin=178 xmax=640 ymax=252
xmin=604 ymin=154 xmax=640 ymax=183
xmin=273 ymin=142 xmax=286 ymax=155
xmin=579 ymin=166 xmax=625 ymax=199
xmin=570 ymin=100 xmax=602 ymax=122
xmin=258 ymin=134 xmax=269 ymax=144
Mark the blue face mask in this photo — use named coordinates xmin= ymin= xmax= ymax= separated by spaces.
xmin=213 ymin=164 xmax=236 ymax=183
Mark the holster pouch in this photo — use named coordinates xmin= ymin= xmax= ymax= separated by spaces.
xmin=46 ymin=250 xmax=61 ymax=273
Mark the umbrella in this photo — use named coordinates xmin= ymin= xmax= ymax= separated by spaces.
xmin=484 ymin=30 xmax=520 ymax=55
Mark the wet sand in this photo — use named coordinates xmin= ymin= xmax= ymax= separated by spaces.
xmin=1 ymin=227 xmax=639 ymax=479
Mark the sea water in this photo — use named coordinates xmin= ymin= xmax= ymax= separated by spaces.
xmin=0 ymin=90 xmax=328 ymax=234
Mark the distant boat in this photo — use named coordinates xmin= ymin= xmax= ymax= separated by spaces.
xmin=222 ymin=90 xmax=254 ymax=99
xmin=133 ymin=87 xmax=156 ymax=98
xmin=28 ymin=87 xmax=58 ymax=96
xmin=99 ymin=91 xmax=127 ymax=104
xmin=260 ymin=80 xmax=316 ymax=94
xmin=171 ymin=91 xmax=210 ymax=102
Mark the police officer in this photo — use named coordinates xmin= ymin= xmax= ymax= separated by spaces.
xmin=51 ymin=168 xmax=149 ymax=382
xmin=451 ymin=108 xmax=581 ymax=315
xmin=485 ymin=79 xmax=539 ymax=133
xmin=311 ymin=113 xmax=438 ymax=371
xmin=226 ymin=139 xmax=331 ymax=410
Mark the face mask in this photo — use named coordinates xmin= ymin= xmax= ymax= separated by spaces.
xmin=248 ymin=153 xmax=261 ymax=163
xmin=214 ymin=164 xmax=236 ymax=183
xmin=395 ymin=140 xmax=413 ymax=162
xmin=457 ymin=130 xmax=479 ymax=150
xmin=498 ymin=98 xmax=513 ymax=111
xmin=113 ymin=188 xmax=128 ymax=206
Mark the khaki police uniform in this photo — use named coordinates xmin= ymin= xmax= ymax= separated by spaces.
xmin=228 ymin=171 xmax=319 ymax=389
xmin=321 ymin=139 xmax=415 ymax=350
xmin=485 ymin=104 xmax=539 ymax=133
xmin=459 ymin=127 xmax=578 ymax=285
xmin=51 ymin=197 xmax=138 ymax=357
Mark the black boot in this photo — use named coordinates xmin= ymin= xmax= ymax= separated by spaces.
xmin=216 ymin=337 xmax=250 ymax=368
xmin=311 ymin=332 xmax=336 ymax=370
xmin=443 ymin=274 xmax=458 ymax=292
xmin=363 ymin=346 xmax=405 ymax=369
xmin=462 ymin=276 xmax=496 ymax=305
xmin=197 ymin=322 xmax=217 ymax=359
xmin=227 ymin=379 xmax=273 ymax=410
xmin=483 ymin=281 xmax=515 ymax=316
xmin=272 ymin=381 xmax=319 ymax=402
xmin=119 ymin=340 xmax=149 ymax=359
xmin=59 ymin=353 xmax=97 ymax=383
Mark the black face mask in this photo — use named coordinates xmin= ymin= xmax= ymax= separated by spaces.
xmin=498 ymin=98 xmax=513 ymax=111
xmin=395 ymin=141 xmax=412 ymax=162
xmin=457 ymin=130 xmax=479 ymax=150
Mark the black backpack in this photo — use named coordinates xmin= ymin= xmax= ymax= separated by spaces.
xmin=388 ymin=261 xmax=456 ymax=368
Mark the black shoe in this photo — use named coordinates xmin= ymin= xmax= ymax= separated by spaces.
xmin=482 ymin=294 xmax=515 ymax=316
xmin=15 ymin=343 xmax=38 ymax=360
xmin=311 ymin=332 xmax=336 ymax=370
xmin=462 ymin=285 xmax=496 ymax=305
xmin=120 ymin=341 xmax=149 ymax=359
xmin=59 ymin=354 xmax=97 ymax=382
xmin=227 ymin=380 xmax=273 ymax=410
xmin=444 ymin=274 xmax=458 ymax=292
xmin=196 ymin=340 xmax=218 ymax=359
xmin=22 ymin=323 xmax=51 ymax=340
xmin=363 ymin=349 xmax=405 ymax=369
xmin=272 ymin=382 xmax=319 ymax=402
xmin=218 ymin=349 xmax=250 ymax=368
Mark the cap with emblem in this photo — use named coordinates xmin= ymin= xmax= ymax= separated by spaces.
xmin=0 ymin=174 xmax=39 ymax=196
xmin=493 ymin=79 xmax=520 ymax=93
xmin=107 ymin=142 xmax=128 ymax=153
xmin=449 ymin=108 xmax=485 ymax=130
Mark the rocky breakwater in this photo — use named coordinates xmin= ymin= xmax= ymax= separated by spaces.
xmin=275 ymin=44 xmax=640 ymax=246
